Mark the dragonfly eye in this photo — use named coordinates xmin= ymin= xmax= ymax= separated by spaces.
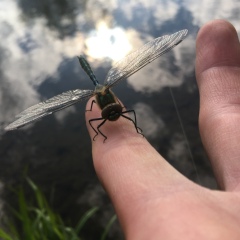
xmin=101 ymin=103 xmax=122 ymax=121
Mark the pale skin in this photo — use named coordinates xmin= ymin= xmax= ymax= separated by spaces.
xmin=85 ymin=20 xmax=240 ymax=239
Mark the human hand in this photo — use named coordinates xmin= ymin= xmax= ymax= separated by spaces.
xmin=86 ymin=20 xmax=240 ymax=239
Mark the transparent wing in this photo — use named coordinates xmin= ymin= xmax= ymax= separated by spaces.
xmin=5 ymin=89 xmax=94 ymax=131
xmin=104 ymin=29 xmax=188 ymax=88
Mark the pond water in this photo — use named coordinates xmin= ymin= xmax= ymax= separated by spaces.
xmin=0 ymin=0 xmax=240 ymax=239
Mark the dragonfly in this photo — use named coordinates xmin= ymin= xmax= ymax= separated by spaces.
xmin=5 ymin=29 xmax=188 ymax=141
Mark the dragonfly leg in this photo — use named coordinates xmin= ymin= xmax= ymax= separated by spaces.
xmin=89 ymin=117 xmax=108 ymax=142
xmin=121 ymin=110 xmax=144 ymax=136
xmin=89 ymin=117 xmax=102 ymax=141
xmin=86 ymin=99 xmax=96 ymax=112
xmin=115 ymin=98 xmax=127 ymax=111
xmin=97 ymin=119 xmax=108 ymax=142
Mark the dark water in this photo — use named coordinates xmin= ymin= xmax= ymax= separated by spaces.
xmin=0 ymin=0 xmax=240 ymax=239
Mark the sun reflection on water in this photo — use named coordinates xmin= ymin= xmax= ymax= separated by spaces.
xmin=85 ymin=21 xmax=132 ymax=61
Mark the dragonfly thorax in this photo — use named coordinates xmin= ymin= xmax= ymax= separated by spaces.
xmin=95 ymin=87 xmax=122 ymax=121
xmin=95 ymin=88 xmax=118 ymax=110
xmin=101 ymin=103 xmax=122 ymax=121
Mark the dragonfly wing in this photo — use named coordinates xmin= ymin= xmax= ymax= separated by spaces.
xmin=104 ymin=29 xmax=188 ymax=88
xmin=5 ymin=89 xmax=94 ymax=131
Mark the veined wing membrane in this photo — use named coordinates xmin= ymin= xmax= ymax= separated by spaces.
xmin=5 ymin=89 xmax=94 ymax=130
xmin=104 ymin=29 xmax=188 ymax=88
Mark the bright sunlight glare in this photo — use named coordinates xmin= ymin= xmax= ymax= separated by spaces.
xmin=85 ymin=21 xmax=132 ymax=61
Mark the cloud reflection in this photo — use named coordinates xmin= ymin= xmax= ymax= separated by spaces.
xmin=1 ymin=0 xmax=240 ymax=127
xmin=0 ymin=0 xmax=85 ymax=123
xmin=117 ymin=0 xmax=179 ymax=27
xmin=184 ymin=0 xmax=240 ymax=33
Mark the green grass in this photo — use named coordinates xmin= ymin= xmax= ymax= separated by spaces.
xmin=0 ymin=178 xmax=106 ymax=240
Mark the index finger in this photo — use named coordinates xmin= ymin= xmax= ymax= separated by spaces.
xmin=85 ymin=96 xmax=191 ymax=231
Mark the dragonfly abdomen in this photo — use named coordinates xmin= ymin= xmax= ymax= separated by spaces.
xmin=78 ymin=56 xmax=99 ymax=86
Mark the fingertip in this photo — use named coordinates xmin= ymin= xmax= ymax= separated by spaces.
xmin=85 ymin=96 xmax=146 ymax=148
xmin=196 ymin=19 xmax=240 ymax=75
xmin=197 ymin=19 xmax=238 ymax=49
xmin=197 ymin=20 xmax=236 ymax=40
xmin=85 ymin=97 xmax=151 ymax=188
